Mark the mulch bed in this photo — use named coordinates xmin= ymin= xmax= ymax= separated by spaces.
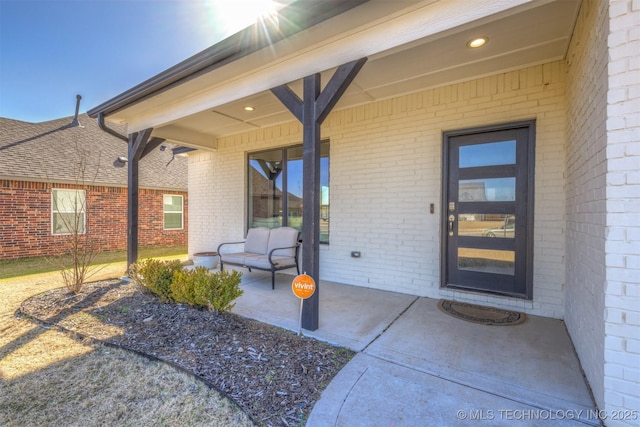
xmin=19 ymin=279 xmax=355 ymax=427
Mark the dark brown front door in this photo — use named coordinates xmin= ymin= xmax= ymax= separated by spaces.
xmin=442 ymin=121 xmax=535 ymax=299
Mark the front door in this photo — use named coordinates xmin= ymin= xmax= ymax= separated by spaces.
xmin=442 ymin=121 xmax=535 ymax=299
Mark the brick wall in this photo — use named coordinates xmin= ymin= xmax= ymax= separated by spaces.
xmin=188 ymin=151 xmax=217 ymax=254
xmin=190 ymin=60 xmax=568 ymax=318
xmin=604 ymin=0 xmax=640 ymax=423
xmin=0 ymin=180 xmax=187 ymax=260
xmin=564 ymin=0 xmax=609 ymax=410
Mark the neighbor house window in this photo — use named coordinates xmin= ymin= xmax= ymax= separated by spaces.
xmin=163 ymin=195 xmax=184 ymax=230
xmin=52 ymin=189 xmax=86 ymax=235
xmin=248 ymin=141 xmax=330 ymax=243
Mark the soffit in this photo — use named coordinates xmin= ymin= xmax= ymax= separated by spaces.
xmin=106 ymin=0 xmax=580 ymax=148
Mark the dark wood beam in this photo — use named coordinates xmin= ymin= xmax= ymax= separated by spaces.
xmin=272 ymin=58 xmax=367 ymax=331
xmin=140 ymin=137 xmax=165 ymax=159
xmin=130 ymin=128 xmax=153 ymax=161
xmin=301 ymin=73 xmax=321 ymax=331
xmin=316 ymin=58 xmax=367 ymax=124
xmin=270 ymin=85 xmax=303 ymax=122
xmin=126 ymin=128 xmax=154 ymax=270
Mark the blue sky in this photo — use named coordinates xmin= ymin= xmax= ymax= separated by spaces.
xmin=0 ymin=0 xmax=280 ymax=123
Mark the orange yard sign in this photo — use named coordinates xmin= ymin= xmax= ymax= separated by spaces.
xmin=292 ymin=274 xmax=316 ymax=299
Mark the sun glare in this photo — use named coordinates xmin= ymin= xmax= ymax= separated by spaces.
xmin=204 ymin=0 xmax=283 ymax=39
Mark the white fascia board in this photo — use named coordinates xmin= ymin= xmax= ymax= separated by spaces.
xmin=125 ymin=0 xmax=536 ymax=134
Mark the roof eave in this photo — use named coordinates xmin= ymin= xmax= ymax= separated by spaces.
xmin=87 ymin=0 xmax=368 ymax=120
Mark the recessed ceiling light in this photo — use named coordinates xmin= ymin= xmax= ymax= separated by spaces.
xmin=467 ymin=37 xmax=488 ymax=48
xmin=244 ymin=106 xmax=255 ymax=112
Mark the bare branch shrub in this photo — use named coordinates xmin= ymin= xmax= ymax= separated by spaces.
xmin=48 ymin=135 xmax=103 ymax=294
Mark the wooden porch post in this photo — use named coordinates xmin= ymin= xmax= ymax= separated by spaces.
xmin=126 ymin=129 xmax=164 ymax=270
xmin=271 ymin=58 xmax=367 ymax=330
xmin=301 ymin=74 xmax=322 ymax=330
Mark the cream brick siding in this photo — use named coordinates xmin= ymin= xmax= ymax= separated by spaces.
xmin=604 ymin=1 xmax=640 ymax=424
xmin=565 ymin=0 xmax=609 ymax=410
xmin=188 ymin=151 xmax=217 ymax=254
xmin=563 ymin=1 xmax=640 ymax=421
xmin=326 ymin=64 xmax=567 ymax=319
xmin=187 ymin=2 xmax=640 ymax=417
xmin=190 ymin=61 xmax=568 ymax=319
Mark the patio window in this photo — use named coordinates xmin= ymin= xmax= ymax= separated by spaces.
xmin=52 ymin=189 xmax=86 ymax=235
xmin=163 ymin=195 xmax=184 ymax=230
xmin=248 ymin=141 xmax=330 ymax=243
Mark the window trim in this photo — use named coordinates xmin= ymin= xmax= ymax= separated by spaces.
xmin=247 ymin=141 xmax=330 ymax=243
xmin=163 ymin=194 xmax=184 ymax=230
xmin=51 ymin=188 xmax=86 ymax=235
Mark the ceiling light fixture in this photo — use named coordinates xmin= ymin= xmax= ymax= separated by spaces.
xmin=244 ymin=106 xmax=255 ymax=112
xmin=467 ymin=37 xmax=488 ymax=48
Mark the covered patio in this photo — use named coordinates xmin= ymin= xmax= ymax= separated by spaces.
xmin=230 ymin=269 xmax=598 ymax=426
xmin=88 ymin=0 xmax=639 ymax=422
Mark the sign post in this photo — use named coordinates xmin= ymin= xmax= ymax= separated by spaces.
xmin=292 ymin=273 xmax=316 ymax=335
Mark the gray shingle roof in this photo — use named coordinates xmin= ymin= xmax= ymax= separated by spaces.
xmin=0 ymin=114 xmax=187 ymax=190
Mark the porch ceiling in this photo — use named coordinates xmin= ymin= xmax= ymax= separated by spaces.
xmin=106 ymin=0 xmax=581 ymax=148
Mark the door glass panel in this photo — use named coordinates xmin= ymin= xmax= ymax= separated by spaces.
xmin=459 ymin=140 xmax=516 ymax=168
xmin=458 ymin=248 xmax=515 ymax=275
xmin=249 ymin=151 xmax=283 ymax=228
xmin=458 ymin=214 xmax=515 ymax=238
xmin=459 ymin=178 xmax=515 ymax=201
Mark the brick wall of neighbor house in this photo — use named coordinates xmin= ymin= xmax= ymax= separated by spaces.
xmin=604 ymin=0 xmax=640 ymax=423
xmin=564 ymin=0 xmax=609 ymax=411
xmin=0 ymin=180 xmax=187 ymax=260
xmin=190 ymin=60 xmax=568 ymax=319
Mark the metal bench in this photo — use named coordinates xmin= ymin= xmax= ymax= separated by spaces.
xmin=217 ymin=227 xmax=300 ymax=289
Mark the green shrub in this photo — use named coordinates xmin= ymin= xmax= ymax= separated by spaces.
xmin=171 ymin=267 xmax=243 ymax=312
xmin=170 ymin=267 xmax=205 ymax=306
xmin=130 ymin=258 xmax=184 ymax=301
xmin=195 ymin=269 xmax=243 ymax=312
xmin=130 ymin=259 xmax=243 ymax=312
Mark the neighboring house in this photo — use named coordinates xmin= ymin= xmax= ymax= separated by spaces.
xmin=87 ymin=0 xmax=638 ymax=423
xmin=0 ymin=111 xmax=188 ymax=260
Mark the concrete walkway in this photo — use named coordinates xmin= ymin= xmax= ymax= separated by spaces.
xmin=231 ymin=270 xmax=600 ymax=426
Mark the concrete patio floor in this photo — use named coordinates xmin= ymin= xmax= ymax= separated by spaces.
xmin=230 ymin=269 xmax=599 ymax=426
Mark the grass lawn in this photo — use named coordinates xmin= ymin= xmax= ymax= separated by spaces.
xmin=0 ymin=245 xmax=187 ymax=280
xmin=0 ymin=253 xmax=253 ymax=427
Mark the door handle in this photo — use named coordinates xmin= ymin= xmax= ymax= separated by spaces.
xmin=448 ymin=214 xmax=455 ymax=236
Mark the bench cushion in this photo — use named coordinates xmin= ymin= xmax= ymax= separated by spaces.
xmin=244 ymin=255 xmax=297 ymax=270
xmin=244 ymin=227 xmax=270 ymax=255
xmin=267 ymin=227 xmax=299 ymax=257
xmin=220 ymin=252 xmax=257 ymax=265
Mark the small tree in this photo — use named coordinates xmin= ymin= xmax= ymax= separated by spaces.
xmin=49 ymin=132 xmax=102 ymax=294
xmin=54 ymin=187 xmax=99 ymax=293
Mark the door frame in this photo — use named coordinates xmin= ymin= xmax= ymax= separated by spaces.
xmin=440 ymin=120 xmax=536 ymax=299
